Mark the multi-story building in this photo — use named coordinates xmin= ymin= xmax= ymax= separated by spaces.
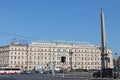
xmin=113 ymin=56 xmax=120 ymax=71
xmin=0 ymin=40 xmax=113 ymax=71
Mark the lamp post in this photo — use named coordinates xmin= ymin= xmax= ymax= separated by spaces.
xmin=26 ymin=44 xmax=29 ymax=71
xmin=114 ymin=52 xmax=118 ymax=69
xmin=69 ymin=49 xmax=73 ymax=72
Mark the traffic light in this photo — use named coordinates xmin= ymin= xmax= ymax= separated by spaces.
xmin=61 ymin=56 xmax=66 ymax=63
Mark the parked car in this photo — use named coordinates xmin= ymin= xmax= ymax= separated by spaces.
xmin=21 ymin=70 xmax=37 ymax=74
xmin=21 ymin=70 xmax=30 ymax=74
xmin=43 ymin=71 xmax=50 ymax=74
xmin=93 ymin=68 xmax=119 ymax=79
xmin=43 ymin=70 xmax=61 ymax=74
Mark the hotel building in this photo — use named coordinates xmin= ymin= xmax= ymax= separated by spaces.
xmin=0 ymin=40 xmax=113 ymax=70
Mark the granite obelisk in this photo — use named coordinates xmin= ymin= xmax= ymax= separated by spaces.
xmin=101 ymin=8 xmax=108 ymax=69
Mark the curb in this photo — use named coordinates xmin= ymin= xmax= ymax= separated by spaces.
xmin=51 ymin=76 xmax=115 ymax=80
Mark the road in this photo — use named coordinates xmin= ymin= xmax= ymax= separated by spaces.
xmin=0 ymin=73 xmax=119 ymax=80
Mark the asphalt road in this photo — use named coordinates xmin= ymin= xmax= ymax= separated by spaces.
xmin=0 ymin=73 xmax=119 ymax=80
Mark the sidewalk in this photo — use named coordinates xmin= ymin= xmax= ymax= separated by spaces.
xmin=51 ymin=74 xmax=116 ymax=80
xmin=52 ymin=76 xmax=115 ymax=80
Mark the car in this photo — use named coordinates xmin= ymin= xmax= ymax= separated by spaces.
xmin=21 ymin=70 xmax=37 ymax=74
xmin=93 ymin=68 xmax=119 ymax=79
xmin=43 ymin=70 xmax=61 ymax=74
xmin=43 ymin=71 xmax=50 ymax=74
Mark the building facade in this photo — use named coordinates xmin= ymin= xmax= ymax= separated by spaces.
xmin=113 ymin=56 xmax=120 ymax=71
xmin=0 ymin=41 xmax=113 ymax=71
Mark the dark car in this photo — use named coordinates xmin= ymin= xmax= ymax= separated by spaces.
xmin=21 ymin=70 xmax=37 ymax=74
xmin=43 ymin=70 xmax=60 ymax=74
xmin=93 ymin=68 xmax=119 ymax=79
xmin=43 ymin=71 xmax=50 ymax=74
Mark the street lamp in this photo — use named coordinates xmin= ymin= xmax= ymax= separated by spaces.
xmin=114 ymin=52 xmax=118 ymax=69
xmin=69 ymin=49 xmax=73 ymax=71
xmin=26 ymin=44 xmax=29 ymax=71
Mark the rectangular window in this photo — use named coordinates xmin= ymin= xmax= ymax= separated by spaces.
xmin=38 ymin=56 xmax=39 ymax=59
xmin=34 ymin=61 xmax=36 ymax=64
xmin=63 ymin=49 xmax=66 ymax=52
xmin=22 ymin=56 xmax=24 ymax=59
xmin=30 ymin=56 xmax=32 ymax=59
xmin=57 ymin=49 xmax=59 ymax=52
xmin=11 ymin=56 xmax=13 ymax=59
xmin=18 ymin=56 xmax=20 ymax=59
xmin=53 ymin=57 xmax=54 ymax=60
xmin=34 ymin=56 xmax=36 ymax=60
xmin=14 ymin=56 xmax=16 ymax=59
xmin=11 ymin=61 xmax=12 ymax=64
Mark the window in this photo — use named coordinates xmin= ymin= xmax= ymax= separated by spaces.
xmin=74 ymin=49 xmax=76 ymax=52
xmin=95 ymin=58 xmax=96 ymax=60
xmin=11 ymin=56 xmax=13 ymax=59
xmin=45 ymin=49 xmax=47 ymax=51
xmin=53 ymin=57 xmax=54 ymax=60
xmin=91 ymin=58 xmax=93 ymax=60
xmin=14 ymin=61 xmax=16 ymax=64
xmin=82 ymin=54 xmax=83 ymax=56
xmin=18 ymin=56 xmax=20 ymax=59
xmin=14 ymin=56 xmax=16 ymax=59
xmin=57 ymin=57 xmax=60 ymax=60
xmin=30 ymin=56 xmax=32 ymax=59
xmin=52 ymin=49 xmax=54 ymax=51
xmin=63 ymin=49 xmax=66 ymax=52
xmin=49 ymin=49 xmax=51 ymax=51
xmin=75 ymin=54 xmax=76 ymax=56
xmin=82 ymin=58 xmax=83 ymax=60
xmin=57 ymin=49 xmax=60 ymax=52
xmin=34 ymin=56 xmax=36 ymax=60
xmin=11 ymin=61 xmax=12 ymax=64
xmin=45 ymin=57 xmax=47 ymax=60
xmin=38 ymin=56 xmax=40 ymax=59
xmin=18 ymin=48 xmax=20 ymax=51
xmin=41 ymin=49 xmax=43 ymax=51
xmin=48 ymin=57 xmax=50 ymax=60
xmin=30 ymin=48 xmax=32 ymax=51
xmin=22 ymin=56 xmax=24 ymax=59
xmin=11 ymin=52 xmax=13 ymax=55
xmin=22 ymin=48 xmax=24 ymax=51
xmin=45 ymin=53 xmax=47 ymax=55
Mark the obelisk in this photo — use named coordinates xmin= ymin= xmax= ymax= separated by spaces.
xmin=101 ymin=8 xmax=108 ymax=69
